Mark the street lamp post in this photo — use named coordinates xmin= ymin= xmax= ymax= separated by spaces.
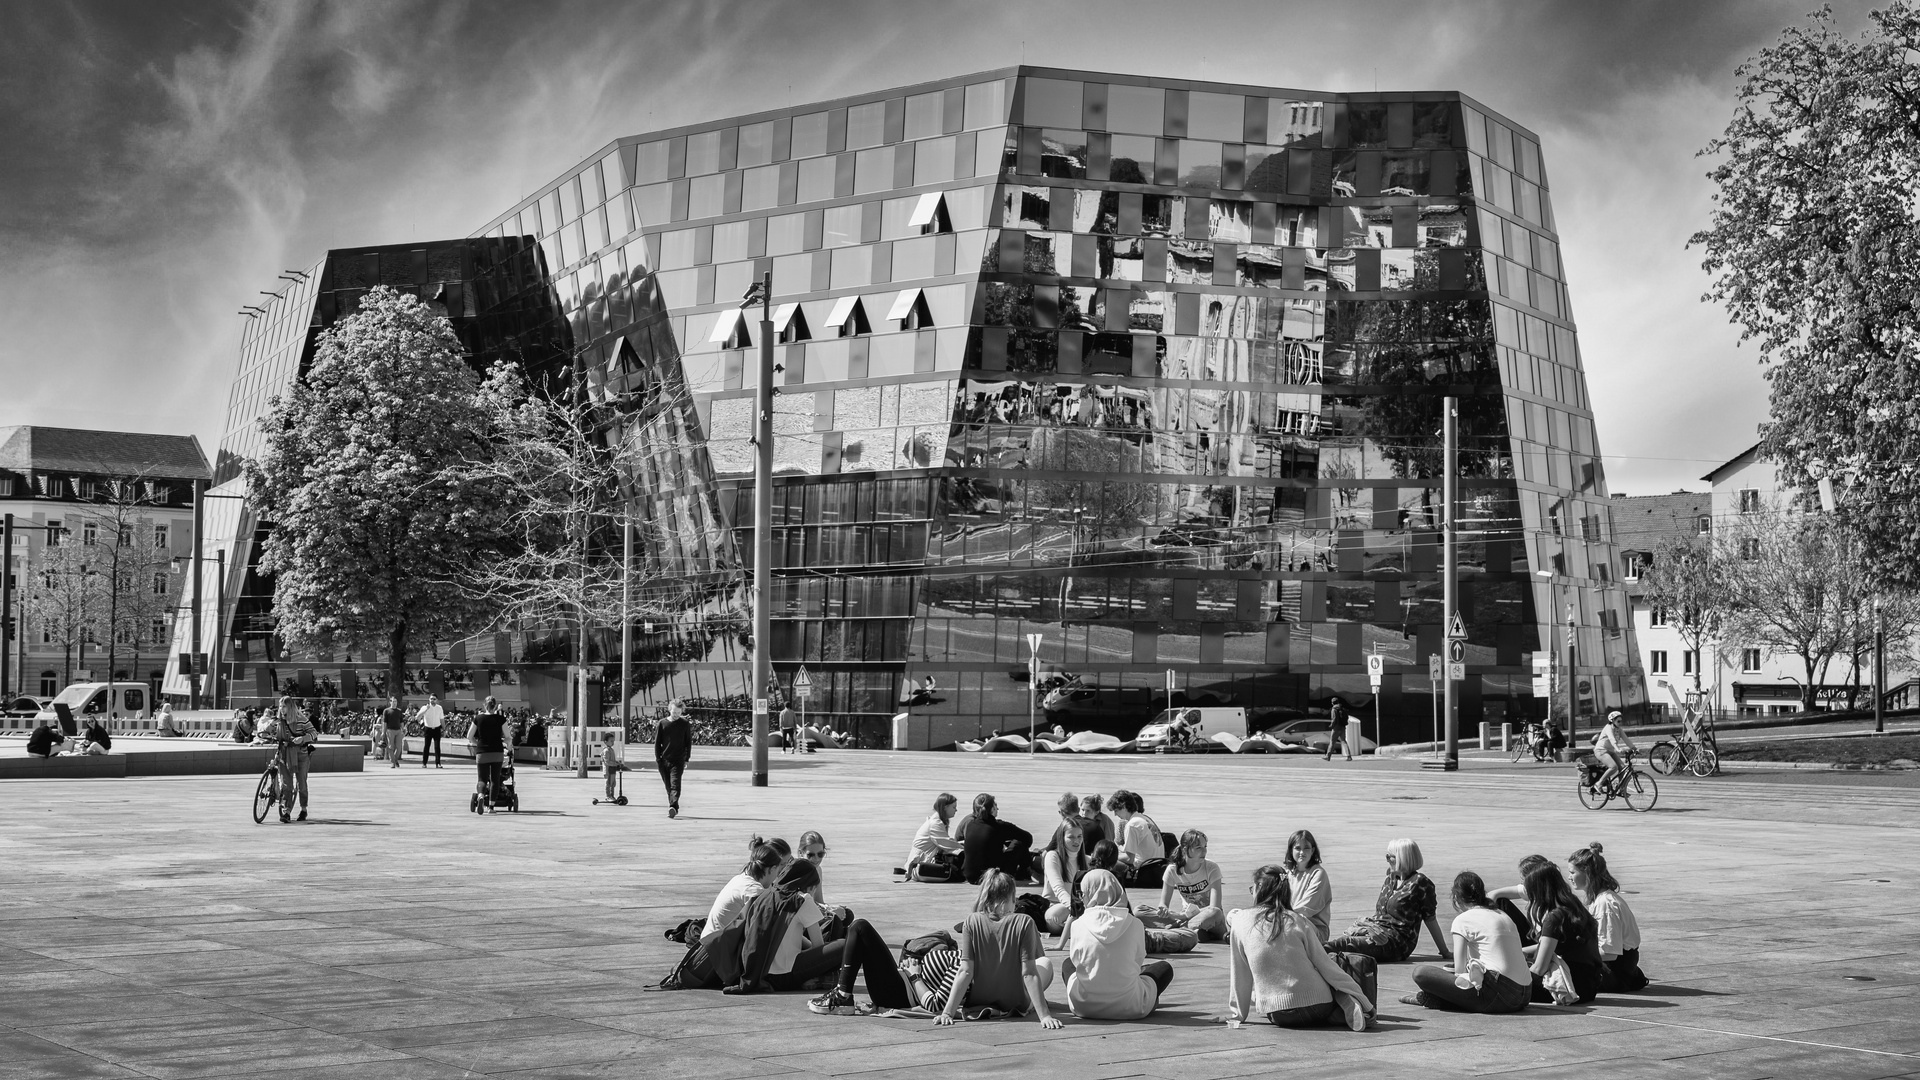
xmin=748 ymin=272 xmax=775 ymax=788
xmin=1874 ymin=596 xmax=1886 ymax=734
xmin=1441 ymin=396 xmax=1459 ymax=769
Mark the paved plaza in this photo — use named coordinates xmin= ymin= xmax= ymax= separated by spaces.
xmin=2 ymin=749 xmax=1917 ymax=1080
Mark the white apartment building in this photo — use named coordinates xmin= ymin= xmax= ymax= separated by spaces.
xmin=0 ymin=426 xmax=209 ymax=702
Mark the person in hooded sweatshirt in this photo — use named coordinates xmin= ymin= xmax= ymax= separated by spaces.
xmin=1062 ymin=869 xmax=1173 ymax=1020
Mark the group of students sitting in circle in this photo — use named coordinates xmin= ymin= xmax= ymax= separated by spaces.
xmin=684 ymin=789 xmax=1647 ymax=1029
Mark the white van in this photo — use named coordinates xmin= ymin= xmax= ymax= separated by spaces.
xmin=1134 ymin=707 xmax=1248 ymax=751
xmin=35 ymin=682 xmax=152 ymax=724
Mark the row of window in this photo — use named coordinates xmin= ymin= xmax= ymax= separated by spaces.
xmin=33 ymin=616 xmax=173 ymax=645
xmin=32 ymin=520 xmax=173 ymax=549
xmin=0 ymin=480 xmax=182 ymax=507
xmin=1646 ymin=648 xmax=1766 ymax=675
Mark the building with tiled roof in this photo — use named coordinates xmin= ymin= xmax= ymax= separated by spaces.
xmin=0 ymin=426 xmax=208 ymax=703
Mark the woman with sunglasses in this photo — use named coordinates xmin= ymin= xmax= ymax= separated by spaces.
xmin=799 ymin=830 xmax=853 ymax=933
xmin=1326 ymin=838 xmax=1449 ymax=962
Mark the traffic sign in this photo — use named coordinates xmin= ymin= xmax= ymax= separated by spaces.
xmin=1448 ymin=639 xmax=1466 ymax=664
xmin=794 ymin=666 xmax=812 ymax=690
xmin=1366 ymin=654 xmax=1384 ymax=688
xmin=752 ymin=698 xmax=769 ymax=716
xmin=1447 ymin=612 xmax=1467 ymax=640
xmin=794 ymin=685 xmax=812 ymax=701
xmin=1428 ymin=655 xmax=1443 ymax=682
xmin=1025 ymin=632 xmax=1043 ymax=654
xmin=1447 ymin=661 xmax=1467 ymax=681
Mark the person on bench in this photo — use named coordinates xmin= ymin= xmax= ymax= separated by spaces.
xmin=80 ymin=720 xmax=112 ymax=755
xmin=26 ymin=718 xmax=67 ymax=758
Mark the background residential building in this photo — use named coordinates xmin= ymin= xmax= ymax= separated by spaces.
xmin=0 ymin=426 xmax=207 ymax=700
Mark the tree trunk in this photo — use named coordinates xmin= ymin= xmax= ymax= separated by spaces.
xmin=1800 ymin=651 xmax=1817 ymax=711
xmin=388 ymin=622 xmax=408 ymax=709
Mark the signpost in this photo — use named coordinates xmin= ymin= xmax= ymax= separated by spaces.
xmin=794 ymin=666 xmax=812 ymax=746
xmin=1428 ymin=654 xmax=1443 ymax=755
xmin=1026 ymin=634 xmax=1043 ymax=754
xmin=1366 ymin=654 xmax=1383 ymax=757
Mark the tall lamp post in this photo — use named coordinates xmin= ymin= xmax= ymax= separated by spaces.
xmin=746 ymin=273 xmax=775 ymax=788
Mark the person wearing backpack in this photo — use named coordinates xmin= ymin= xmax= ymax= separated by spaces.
xmin=654 ymin=699 xmax=692 ymax=818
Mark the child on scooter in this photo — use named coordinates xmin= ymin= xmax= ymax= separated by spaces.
xmin=601 ymin=730 xmax=626 ymax=801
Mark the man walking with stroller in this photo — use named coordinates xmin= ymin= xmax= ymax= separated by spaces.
xmin=469 ymin=697 xmax=511 ymax=813
xmin=655 ymin=699 xmax=692 ymax=819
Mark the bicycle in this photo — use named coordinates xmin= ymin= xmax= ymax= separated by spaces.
xmin=1648 ymin=734 xmax=1719 ymax=778
xmin=1509 ymin=725 xmax=1550 ymax=763
xmin=1577 ymin=750 xmax=1658 ymax=812
xmin=252 ymin=747 xmax=284 ymax=824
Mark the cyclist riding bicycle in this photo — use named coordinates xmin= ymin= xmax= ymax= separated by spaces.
xmin=1589 ymin=710 xmax=1636 ymax=796
xmin=259 ymin=696 xmax=319 ymax=823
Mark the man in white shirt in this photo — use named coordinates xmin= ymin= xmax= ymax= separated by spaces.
xmin=1591 ymin=710 xmax=1636 ymax=794
xmin=416 ymin=695 xmax=446 ymax=768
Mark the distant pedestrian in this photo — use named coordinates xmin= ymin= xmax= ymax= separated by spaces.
xmin=380 ymin=695 xmax=406 ymax=768
xmin=654 ymin=699 xmax=692 ymax=818
xmin=469 ymin=696 xmax=510 ymax=813
xmin=779 ymin=703 xmax=797 ymax=754
xmin=1324 ymin=699 xmax=1352 ymax=761
xmin=417 ymin=694 xmax=445 ymax=768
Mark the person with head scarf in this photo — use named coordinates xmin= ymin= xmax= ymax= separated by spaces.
xmin=1063 ymin=869 xmax=1172 ymax=1020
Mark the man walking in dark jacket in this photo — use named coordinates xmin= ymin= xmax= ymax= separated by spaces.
xmin=654 ymin=699 xmax=692 ymax=818
xmin=961 ymin=793 xmax=1033 ymax=884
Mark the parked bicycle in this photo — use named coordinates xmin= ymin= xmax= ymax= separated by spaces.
xmin=1649 ymin=733 xmax=1719 ymax=777
xmin=1576 ymin=748 xmax=1658 ymax=812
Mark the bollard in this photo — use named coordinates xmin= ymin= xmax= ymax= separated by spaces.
xmin=1478 ymin=721 xmax=1490 ymax=751
xmin=1501 ymin=723 xmax=1512 ymax=752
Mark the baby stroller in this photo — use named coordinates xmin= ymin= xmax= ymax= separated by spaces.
xmin=469 ymin=758 xmax=520 ymax=813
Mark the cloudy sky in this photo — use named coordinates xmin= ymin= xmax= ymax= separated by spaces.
xmin=0 ymin=0 xmax=1876 ymax=495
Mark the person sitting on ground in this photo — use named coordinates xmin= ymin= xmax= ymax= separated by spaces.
xmin=1488 ymin=854 xmax=1556 ymax=946
xmin=926 ymin=870 xmax=1063 ymax=1028
xmin=600 ymin=731 xmax=625 ymax=801
xmin=231 ymin=709 xmax=255 ymax=744
xmin=80 ymin=720 xmax=112 ymax=755
xmin=737 ymin=860 xmax=893 ymax=1006
xmin=1590 ymin=710 xmax=1637 ymax=795
xmin=1227 ymin=864 xmax=1375 ymax=1030
xmin=1064 ymin=869 xmax=1172 ymax=1020
xmin=962 ymin=793 xmax=1034 ymax=884
xmin=1107 ymin=790 xmax=1168 ymax=888
xmin=798 ymin=831 xmax=849 ymax=923
xmin=1079 ymin=793 xmax=1115 ymax=847
xmin=154 ymin=703 xmax=183 ymax=737
xmin=1570 ymin=843 xmax=1646 ymax=992
xmin=1045 ymin=792 xmax=1082 ymax=854
xmin=1403 ymin=872 xmax=1532 ymax=1014
xmin=1147 ymin=829 xmax=1226 ymax=940
xmin=1283 ymin=829 xmax=1333 ymax=942
xmin=1523 ymin=863 xmax=1605 ymax=1004
xmin=703 ymin=838 xmax=785 ymax=942
xmin=1042 ymin=822 xmax=1098 ymax=933
xmin=1326 ymin=838 xmax=1449 ymax=962
xmin=26 ymin=717 xmax=67 ymax=758
xmin=904 ymin=793 xmax=966 ymax=882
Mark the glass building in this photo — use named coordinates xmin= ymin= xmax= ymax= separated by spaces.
xmin=170 ymin=67 xmax=1644 ymax=746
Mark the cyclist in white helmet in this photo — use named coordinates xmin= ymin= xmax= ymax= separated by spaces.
xmin=1590 ymin=710 xmax=1636 ymax=795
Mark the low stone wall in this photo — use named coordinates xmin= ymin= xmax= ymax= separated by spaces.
xmin=0 ymin=742 xmax=365 ymax=779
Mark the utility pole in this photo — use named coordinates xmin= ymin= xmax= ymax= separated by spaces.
xmin=750 ymin=271 xmax=775 ymax=788
xmin=189 ymin=480 xmax=204 ymax=710
xmin=621 ymin=516 xmax=633 ymax=737
xmin=212 ymin=549 xmax=226 ymax=710
xmin=1874 ymin=596 xmax=1886 ymax=734
xmin=1 ymin=514 xmax=12 ymax=701
xmin=1441 ymin=395 xmax=1460 ymax=770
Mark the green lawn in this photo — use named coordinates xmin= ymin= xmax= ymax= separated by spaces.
xmin=1719 ymin=734 xmax=1920 ymax=766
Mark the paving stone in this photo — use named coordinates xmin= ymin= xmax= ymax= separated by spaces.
xmin=4 ymin=750 xmax=1920 ymax=1079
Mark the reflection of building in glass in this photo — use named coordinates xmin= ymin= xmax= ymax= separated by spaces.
xmin=174 ymin=67 xmax=1642 ymax=745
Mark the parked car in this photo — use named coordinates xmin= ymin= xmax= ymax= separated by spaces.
xmin=4 ymin=695 xmax=49 ymax=717
xmin=1271 ymin=717 xmax=1378 ymax=754
xmin=1135 ymin=707 xmax=1247 ymax=752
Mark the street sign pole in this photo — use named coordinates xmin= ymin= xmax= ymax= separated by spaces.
xmin=1366 ymin=654 xmax=1384 ymax=757
xmin=1428 ymin=654 xmax=1442 ymax=755
xmin=1441 ymin=396 xmax=1460 ymax=770
xmin=1026 ymin=633 xmax=1043 ymax=754
xmin=794 ymin=666 xmax=812 ymax=749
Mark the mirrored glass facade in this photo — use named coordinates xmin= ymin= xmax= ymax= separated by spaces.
xmin=176 ymin=67 xmax=1643 ymax=744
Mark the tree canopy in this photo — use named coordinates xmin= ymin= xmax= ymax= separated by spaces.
xmin=1693 ymin=3 xmax=1920 ymax=586
xmin=244 ymin=286 xmax=516 ymax=699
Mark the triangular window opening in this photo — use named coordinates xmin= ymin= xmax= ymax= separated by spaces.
xmin=706 ymin=307 xmax=753 ymax=350
xmin=909 ymin=192 xmax=951 ymax=235
xmin=887 ymin=288 xmax=933 ymax=331
xmin=774 ymin=303 xmax=812 ymax=343
xmin=827 ymin=295 xmax=871 ymax=338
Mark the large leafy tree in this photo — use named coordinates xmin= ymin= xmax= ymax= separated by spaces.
xmin=1693 ymin=4 xmax=1920 ymax=586
xmin=245 ymin=286 xmax=514 ymax=700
